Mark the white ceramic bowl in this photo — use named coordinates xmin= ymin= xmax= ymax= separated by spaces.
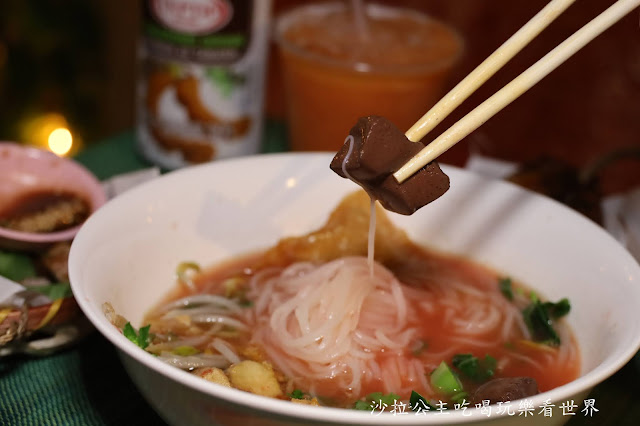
xmin=69 ymin=153 xmax=640 ymax=426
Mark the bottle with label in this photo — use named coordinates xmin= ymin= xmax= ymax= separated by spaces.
xmin=137 ymin=0 xmax=272 ymax=169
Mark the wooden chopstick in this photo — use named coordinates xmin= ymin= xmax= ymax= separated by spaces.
xmin=404 ymin=0 xmax=577 ymax=143
xmin=395 ymin=0 xmax=640 ymax=183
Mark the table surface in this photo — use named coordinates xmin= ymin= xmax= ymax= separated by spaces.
xmin=1 ymin=128 xmax=639 ymax=426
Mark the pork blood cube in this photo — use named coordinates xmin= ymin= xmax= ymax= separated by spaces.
xmin=330 ymin=116 xmax=450 ymax=215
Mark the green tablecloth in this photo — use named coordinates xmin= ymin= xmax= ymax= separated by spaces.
xmin=1 ymin=127 xmax=639 ymax=425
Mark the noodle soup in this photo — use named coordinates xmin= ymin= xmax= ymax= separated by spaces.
xmin=132 ymin=191 xmax=579 ymax=409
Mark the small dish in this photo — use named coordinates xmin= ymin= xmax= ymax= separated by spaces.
xmin=0 ymin=142 xmax=106 ymax=251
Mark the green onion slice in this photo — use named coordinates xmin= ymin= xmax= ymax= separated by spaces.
xmin=430 ymin=361 xmax=463 ymax=395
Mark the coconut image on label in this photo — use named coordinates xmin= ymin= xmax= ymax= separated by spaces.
xmin=151 ymin=0 xmax=233 ymax=34
xmin=137 ymin=0 xmax=271 ymax=169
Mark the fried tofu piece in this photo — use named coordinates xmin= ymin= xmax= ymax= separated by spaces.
xmin=193 ymin=367 xmax=231 ymax=387
xmin=227 ymin=360 xmax=282 ymax=398
xmin=261 ymin=191 xmax=413 ymax=268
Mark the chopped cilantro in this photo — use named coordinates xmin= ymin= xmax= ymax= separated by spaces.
xmin=123 ymin=322 xmax=152 ymax=349
xmin=499 ymin=277 xmax=514 ymax=300
xmin=289 ymin=389 xmax=305 ymax=400
xmin=452 ymin=353 xmax=497 ymax=383
xmin=543 ymin=298 xmax=571 ymax=319
xmin=522 ymin=297 xmax=570 ymax=346
xmin=410 ymin=390 xmax=435 ymax=411
xmin=354 ymin=400 xmax=374 ymax=411
xmin=123 ymin=323 xmax=137 ymax=344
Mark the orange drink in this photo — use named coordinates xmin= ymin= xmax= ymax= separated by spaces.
xmin=275 ymin=3 xmax=463 ymax=152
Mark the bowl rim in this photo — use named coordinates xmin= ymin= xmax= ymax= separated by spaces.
xmin=0 ymin=142 xmax=107 ymax=244
xmin=69 ymin=152 xmax=640 ymax=424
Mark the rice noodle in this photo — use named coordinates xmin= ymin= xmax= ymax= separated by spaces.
xmin=154 ymin=294 xmax=244 ymax=315
xmin=157 ymin=352 xmax=229 ymax=369
xmin=189 ymin=314 xmax=248 ymax=331
xmin=340 ymin=134 xmax=376 ymax=275
xmin=163 ymin=305 xmax=240 ymax=318
xmin=245 ymin=256 xmax=418 ymax=396
xmin=146 ymin=334 xmax=212 ymax=354
xmin=210 ymin=338 xmax=242 ymax=364
xmin=367 ymin=199 xmax=376 ymax=273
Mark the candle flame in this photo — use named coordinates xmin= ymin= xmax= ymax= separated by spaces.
xmin=48 ymin=127 xmax=73 ymax=156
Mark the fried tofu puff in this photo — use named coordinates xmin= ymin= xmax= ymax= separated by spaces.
xmin=227 ymin=360 xmax=283 ymax=398
xmin=194 ymin=367 xmax=232 ymax=388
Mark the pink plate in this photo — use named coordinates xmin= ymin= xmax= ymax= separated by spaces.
xmin=0 ymin=142 xmax=107 ymax=250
